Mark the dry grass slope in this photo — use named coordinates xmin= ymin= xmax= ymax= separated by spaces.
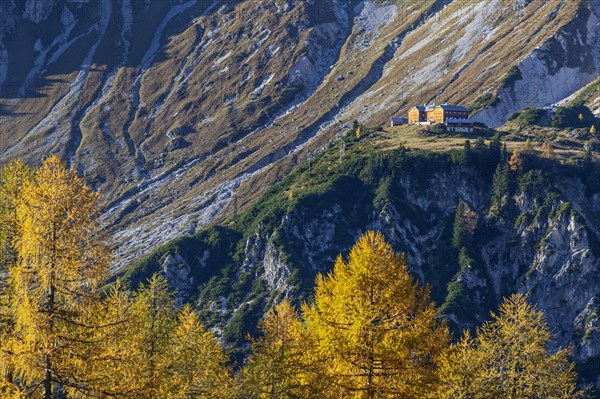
xmin=0 ymin=0 xmax=597 ymax=265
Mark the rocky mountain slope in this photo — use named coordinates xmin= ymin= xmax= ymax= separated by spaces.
xmin=568 ymin=77 xmax=600 ymax=113
xmin=122 ymin=132 xmax=600 ymax=393
xmin=1 ymin=0 xmax=599 ymax=265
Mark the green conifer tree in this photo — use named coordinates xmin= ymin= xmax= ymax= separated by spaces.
xmin=491 ymin=164 xmax=510 ymax=216
xmin=452 ymin=202 xmax=468 ymax=249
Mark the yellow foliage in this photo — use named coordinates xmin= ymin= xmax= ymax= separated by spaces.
xmin=124 ymin=275 xmax=178 ymax=398
xmin=509 ymin=149 xmax=522 ymax=172
xmin=541 ymin=140 xmax=555 ymax=159
xmin=437 ymin=294 xmax=587 ymax=399
xmin=0 ymin=161 xmax=31 ymax=268
xmin=163 ymin=305 xmax=238 ymax=399
xmin=305 ymin=231 xmax=449 ymax=399
xmin=0 ymin=161 xmax=32 ymax=397
xmin=80 ymin=282 xmax=138 ymax=398
xmin=436 ymin=332 xmax=481 ymax=399
xmin=591 ymin=125 xmax=597 ymax=135
xmin=85 ymin=276 xmax=237 ymax=399
xmin=0 ymin=379 xmax=24 ymax=399
xmin=0 ymin=159 xmax=590 ymax=399
xmin=0 ymin=157 xmax=237 ymax=399
xmin=244 ymin=300 xmax=326 ymax=399
xmin=523 ymin=138 xmax=534 ymax=154
xmin=7 ymin=156 xmax=110 ymax=398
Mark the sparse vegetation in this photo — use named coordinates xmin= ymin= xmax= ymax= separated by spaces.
xmin=509 ymin=107 xmax=547 ymax=125
xmin=121 ymin=122 xmax=600 ymax=346
xmin=501 ymin=65 xmax=523 ymax=88
xmin=468 ymin=93 xmax=500 ymax=114
xmin=551 ymin=105 xmax=597 ymax=129
xmin=430 ymin=123 xmax=447 ymax=134
xmin=491 ymin=163 xmax=509 ymax=216
xmin=571 ymin=78 xmax=600 ymax=107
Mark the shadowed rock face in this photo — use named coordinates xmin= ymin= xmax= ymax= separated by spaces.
xmin=130 ymin=153 xmax=600 ymax=395
xmin=0 ymin=0 xmax=599 ymax=265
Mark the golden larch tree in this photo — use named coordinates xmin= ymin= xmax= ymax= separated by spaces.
xmin=0 ymin=161 xmax=31 ymax=268
xmin=523 ymin=138 xmax=534 ymax=154
xmin=509 ymin=149 xmax=523 ymax=172
xmin=438 ymin=294 xmax=587 ymax=399
xmin=162 ymin=305 xmax=238 ymax=399
xmin=541 ymin=140 xmax=555 ymax=159
xmin=305 ymin=231 xmax=449 ymax=399
xmin=110 ymin=275 xmax=238 ymax=399
xmin=77 ymin=282 xmax=137 ymax=398
xmin=436 ymin=331 xmax=485 ymax=399
xmin=0 ymin=162 xmax=32 ymax=398
xmin=8 ymin=156 xmax=109 ymax=399
xmin=244 ymin=300 xmax=327 ymax=399
xmin=126 ymin=275 xmax=177 ymax=398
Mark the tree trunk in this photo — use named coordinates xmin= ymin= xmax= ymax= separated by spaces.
xmin=45 ymin=226 xmax=56 ymax=399
xmin=43 ymin=354 xmax=52 ymax=399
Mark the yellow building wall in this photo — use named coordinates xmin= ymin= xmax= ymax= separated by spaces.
xmin=408 ymin=109 xmax=421 ymax=123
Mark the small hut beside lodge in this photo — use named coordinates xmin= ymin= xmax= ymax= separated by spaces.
xmin=407 ymin=103 xmax=474 ymax=132
xmin=390 ymin=117 xmax=408 ymax=127
xmin=446 ymin=118 xmax=474 ymax=133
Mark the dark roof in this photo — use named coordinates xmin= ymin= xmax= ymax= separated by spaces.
xmin=437 ymin=104 xmax=469 ymax=112
xmin=391 ymin=117 xmax=408 ymax=121
xmin=410 ymin=106 xmax=426 ymax=111
xmin=446 ymin=118 xmax=474 ymax=124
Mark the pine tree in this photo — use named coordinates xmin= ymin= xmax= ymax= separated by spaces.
xmin=584 ymin=147 xmax=594 ymax=173
xmin=491 ymin=164 xmax=509 ymax=215
xmin=462 ymin=140 xmax=472 ymax=164
xmin=452 ymin=202 xmax=468 ymax=249
xmin=474 ymin=137 xmax=486 ymax=152
xmin=501 ymin=143 xmax=508 ymax=162
xmin=457 ymin=247 xmax=473 ymax=271
xmin=8 ymin=156 xmax=110 ymax=399
xmin=489 ymin=133 xmax=502 ymax=161
xmin=438 ymin=294 xmax=588 ymax=399
xmin=305 ymin=231 xmax=449 ymax=399
xmin=489 ymin=133 xmax=501 ymax=152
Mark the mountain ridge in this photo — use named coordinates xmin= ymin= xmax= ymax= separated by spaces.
xmin=0 ymin=0 xmax=599 ymax=266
